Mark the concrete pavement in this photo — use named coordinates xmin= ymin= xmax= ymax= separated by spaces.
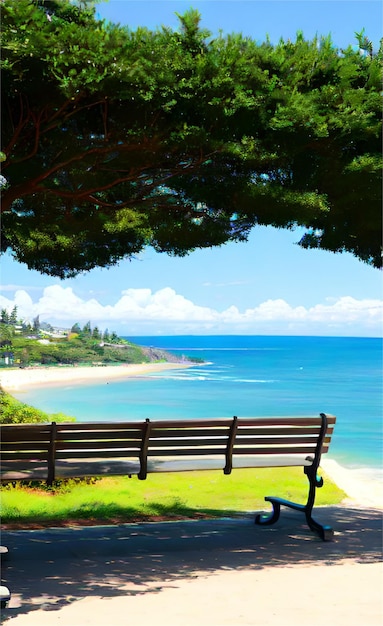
xmin=1 ymin=505 xmax=382 ymax=625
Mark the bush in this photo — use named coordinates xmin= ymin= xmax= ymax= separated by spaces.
xmin=0 ymin=387 xmax=75 ymax=424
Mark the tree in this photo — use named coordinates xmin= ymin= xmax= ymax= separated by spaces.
xmin=71 ymin=323 xmax=82 ymax=334
xmin=109 ymin=332 xmax=119 ymax=344
xmin=82 ymin=321 xmax=92 ymax=336
xmin=9 ymin=306 xmax=18 ymax=325
xmin=0 ymin=309 xmax=10 ymax=325
xmin=1 ymin=1 xmax=382 ymax=276
xmin=0 ymin=324 xmax=14 ymax=343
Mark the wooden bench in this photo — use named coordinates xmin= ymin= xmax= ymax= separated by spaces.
xmin=0 ymin=413 xmax=336 ymax=540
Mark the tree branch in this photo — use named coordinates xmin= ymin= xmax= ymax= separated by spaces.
xmin=3 ymin=94 xmax=31 ymax=157
xmin=1 ymin=148 xmax=218 ymax=216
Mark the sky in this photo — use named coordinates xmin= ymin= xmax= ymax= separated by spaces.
xmin=1 ymin=0 xmax=382 ymax=337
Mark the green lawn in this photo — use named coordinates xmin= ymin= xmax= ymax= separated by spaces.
xmin=1 ymin=467 xmax=346 ymax=527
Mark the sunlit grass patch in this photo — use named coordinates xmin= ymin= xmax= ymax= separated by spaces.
xmin=1 ymin=467 xmax=346 ymax=526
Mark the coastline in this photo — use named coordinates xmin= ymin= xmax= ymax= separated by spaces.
xmin=0 ymin=362 xmax=194 ymax=392
xmin=1 ymin=363 xmax=382 ymax=510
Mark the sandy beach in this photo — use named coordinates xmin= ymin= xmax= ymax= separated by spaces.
xmin=0 ymin=362 xmax=193 ymax=392
xmin=321 ymin=458 xmax=383 ymax=509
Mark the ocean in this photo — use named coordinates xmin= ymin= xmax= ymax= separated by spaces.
xmin=13 ymin=335 xmax=382 ymax=473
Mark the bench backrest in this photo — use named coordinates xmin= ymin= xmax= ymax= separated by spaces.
xmin=0 ymin=414 xmax=335 ymax=484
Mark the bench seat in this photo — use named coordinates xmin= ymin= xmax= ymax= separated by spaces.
xmin=0 ymin=453 xmax=315 ymax=481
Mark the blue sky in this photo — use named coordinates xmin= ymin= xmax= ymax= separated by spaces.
xmin=1 ymin=0 xmax=382 ymax=337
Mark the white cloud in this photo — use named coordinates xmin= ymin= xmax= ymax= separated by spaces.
xmin=0 ymin=285 xmax=382 ymax=336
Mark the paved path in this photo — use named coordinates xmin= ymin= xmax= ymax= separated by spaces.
xmin=1 ymin=505 xmax=382 ymax=625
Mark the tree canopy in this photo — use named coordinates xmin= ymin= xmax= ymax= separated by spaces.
xmin=1 ymin=0 xmax=382 ymax=276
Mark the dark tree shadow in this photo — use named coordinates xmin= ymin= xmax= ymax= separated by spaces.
xmin=1 ymin=504 xmax=382 ymax=621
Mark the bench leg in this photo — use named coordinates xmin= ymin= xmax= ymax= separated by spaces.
xmin=255 ymin=499 xmax=281 ymax=526
xmin=304 ymin=510 xmax=334 ymax=541
xmin=255 ymin=464 xmax=334 ymax=541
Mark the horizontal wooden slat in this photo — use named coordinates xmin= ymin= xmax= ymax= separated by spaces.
xmin=145 ymin=419 xmax=234 ymax=428
xmin=150 ymin=427 xmax=231 ymax=438
xmin=1 ymin=451 xmax=48 ymax=460
xmin=55 ymin=450 xmax=140 ymax=460
xmin=1 ymin=442 xmax=50 ymax=452
xmin=148 ymin=437 xmax=227 ymax=447
xmin=56 ymin=430 xmax=144 ymax=442
xmin=56 ymin=441 xmax=142 ymax=451
xmin=241 ymin=424 xmax=321 ymax=432
xmin=233 ymin=436 xmax=319 ymax=446
xmin=232 ymin=446 xmax=316 ymax=455
xmin=146 ymin=445 xmax=317 ymax=457
xmin=237 ymin=417 xmax=324 ymax=427
xmin=0 ymin=430 xmax=52 ymax=442
xmin=235 ymin=424 xmax=334 ymax=437
xmin=147 ymin=447 xmax=228 ymax=457
xmin=56 ymin=422 xmax=147 ymax=432
xmin=147 ymin=436 xmax=319 ymax=448
xmin=0 ymin=425 xmax=52 ymax=433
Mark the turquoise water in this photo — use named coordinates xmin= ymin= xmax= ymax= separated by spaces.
xmin=14 ymin=336 xmax=382 ymax=471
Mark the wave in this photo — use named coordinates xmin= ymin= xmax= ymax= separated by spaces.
xmin=148 ymin=374 xmax=208 ymax=380
xmin=149 ymin=373 xmax=277 ymax=384
xmin=160 ymin=347 xmax=281 ymax=352
xmin=236 ymin=379 xmax=277 ymax=384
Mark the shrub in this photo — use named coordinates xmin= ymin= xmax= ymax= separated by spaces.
xmin=0 ymin=387 xmax=75 ymax=424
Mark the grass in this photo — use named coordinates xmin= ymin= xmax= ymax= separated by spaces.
xmin=1 ymin=467 xmax=346 ymax=527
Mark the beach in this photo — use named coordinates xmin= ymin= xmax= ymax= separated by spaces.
xmin=0 ymin=362 xmax=193 ymax=392
xmin=321 ymin=458 xmax=383 ymax=509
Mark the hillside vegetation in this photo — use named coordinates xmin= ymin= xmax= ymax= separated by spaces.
xmin=0 ymin=308 xmax=190 ymax=367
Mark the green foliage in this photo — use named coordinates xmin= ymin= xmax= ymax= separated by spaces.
xmin=1 ymin=1 xmax=381 ymax=274
xmin=1 ymin=327 xmax=171 ymax=366
xmin=0 ymin=387 xmax=75 ymax=424
xmin=9 ymin=306 xmax=18 ymax=325
xmin=0 ymin=324 xmax=14 ymax=342
xmin=1 ymin=309 xmax=10 ymax=324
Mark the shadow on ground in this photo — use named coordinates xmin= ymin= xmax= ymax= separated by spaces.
xmin=1 ymin=504 xmax=382 ymax=621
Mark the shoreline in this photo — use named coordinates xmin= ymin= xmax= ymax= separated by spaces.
xmin=321 ymin=458 xmax=383 ymax=509
xmin=0 ymin=362 xmax=194 ymax=392
xmin=1 ymin=364 xmax=381 ymax=509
